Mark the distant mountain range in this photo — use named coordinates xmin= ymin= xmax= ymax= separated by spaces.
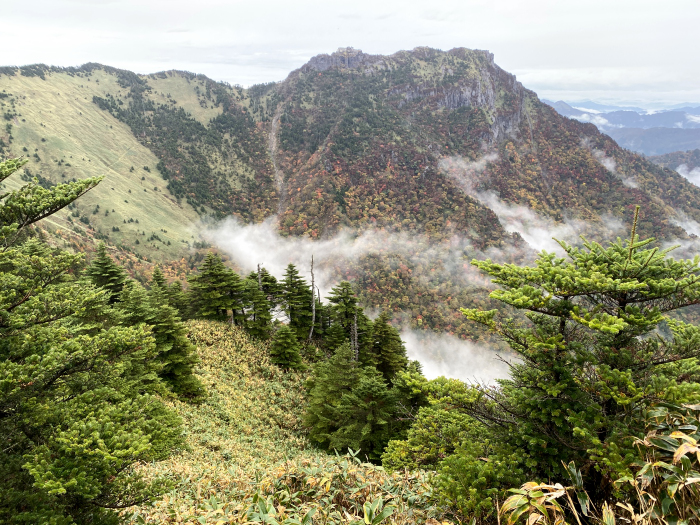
xmin=543 ymin=99 xmax=700 ymax=155
xmin=3 ymin=48 xmax=700 ymax=338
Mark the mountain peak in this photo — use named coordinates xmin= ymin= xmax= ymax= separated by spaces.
xmin=306 ymin=47 xmax=378 ymax=71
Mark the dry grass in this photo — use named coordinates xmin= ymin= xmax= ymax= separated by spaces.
xmin=128 ymin=320 xmax=452 ymax=524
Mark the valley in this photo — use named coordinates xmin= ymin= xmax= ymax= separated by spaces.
xmin=4 ymin=41 xmax=700 ymax=525
xmin=3 ymin=48 xmax=700 ymax=344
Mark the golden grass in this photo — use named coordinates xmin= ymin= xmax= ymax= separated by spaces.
xmin=129 ymin=320 xmax=452 ymax=524
xmin=0 ymin=68 xmax=200 ymax=262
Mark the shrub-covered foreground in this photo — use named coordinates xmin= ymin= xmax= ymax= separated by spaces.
xmin=128 ymin=321 xmax=450 ymax=524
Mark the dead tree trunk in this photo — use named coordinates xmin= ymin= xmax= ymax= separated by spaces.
xmin=308 ymin=255 xmax=315 ymax=341
xmin=352 ymin=312 xmax=359 ymax=361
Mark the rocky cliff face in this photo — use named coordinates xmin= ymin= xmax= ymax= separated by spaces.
xmin=303 ymin=47 xmax=524 ymax=147
xmin=306 ymin=47 xmax=381 ymax=72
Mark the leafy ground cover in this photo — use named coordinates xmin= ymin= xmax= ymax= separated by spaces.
xmin=129 ymin=320 xmax=450 ymax=524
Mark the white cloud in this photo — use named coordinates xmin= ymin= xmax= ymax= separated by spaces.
xmin=401 ymin=328 xmax=514 ymax=384
xmin=573 ymin=113 xmax=613 ymax=127
xmin=591 ymin=149 xmax=638 ymax=188
xmin=0 ymin=0 xmax=698 ymax=103
xmin=440 ymin=153 xmax=626 ymax=254
xmin=201 ymin=216 xmax=518 ymax=381
xmin=572 ymin=106 xmax=603 ymax=114
xmin=676 ymin=164 xmax=700 ymax=187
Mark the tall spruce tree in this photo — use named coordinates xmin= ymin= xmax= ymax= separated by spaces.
xmin=248 ymin=267 xmax=283 ymax=312
xmin=326 ymin=281 xmax=372 ymax=357
xmin=165 ymin=280 xmax=189 ymax=318
xmin=189 ymin=252 xmax=243 ymax=322
xmin=0 ymin=156 xmax=183 ymax=523
xmin=243 ymin=276 xmax=272 ymax=339
xmin=305 ymin=341 xmax=408 ymax=460
xmin=304 ymin=342 xmax=361 ymax=448
xmin=282 ymin=263 xmax=313 ymax=340
xmin=330 ymin=366 xmax=396 ymax=460
xmin=151 ymin=264 xmax=166 ymax=288
xmin=269 ymin=324 xmax=305 ymax=370
xmin=84 ymin=242 xmax=128 ymax=303
xmin=120 ymin=281 xmax=205 ymax=400
xmin=364 ymin=311 xmax=408 ymax=383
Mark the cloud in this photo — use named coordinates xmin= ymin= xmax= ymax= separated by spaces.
xmin=440 ymin=153 xmax=625 ymax=254
xmin=438 ymin=153 xmax=498 ymax=195
xmin=672 ymin=214 xmax=700 ymax=238
xmin=573 ymin=113 xmax=613 ymax=127
xmin=686 ymin=114 xmax=700 ymax=124
xmin=202 ymin=216 xmax=516 ymax=381
xmin=202 ymin=216 xmax=501 ymax=298
xmin=572 ymin=106 xmax=603 ymax=114
xmin=676 ymin=164 xmax=700 ymax=187
xmin=401 ymin=327 xmax=514 ymax=384
xmin=582 ymin=145 xmax=639 ymax=188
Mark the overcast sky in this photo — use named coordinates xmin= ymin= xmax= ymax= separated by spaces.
xmin=4 ymin=0 xmax=699 ymax=107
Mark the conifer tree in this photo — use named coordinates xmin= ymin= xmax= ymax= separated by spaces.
xmin=364 ymin=311 xmax=408 ymax=383
xmin=0 ymin=156 xmax=182 ymax=523
xmin=151 ymin=264 xmax=166 ymax=288
xmin=243 ymin=276 xmax=272 ymax=339
xmin=120 ymin=281 xmax=205 ymax=400
xmin=305 ymin=342 xmax=360 ymax=447
xmin=282 ymin=263 xmax=313 ymax=340
xmin=248 ymin=267 xmax=283 ymax=311
xmin=189 ymin=252 xmax=243 ymax=322
xmin=270 ymin=324 xmax=305 ymax=369
xmin=165 ymin=280 xmax=189 ymax=318
xmin=326 ymin=281 xmax=373 ymax=356
xmin=456 ymin=207 xmax=700 ymax=499
xmin=330 ymin=366 xmax=396 ymax=460
xmin=305 ymin=341 xmax=405 ymax=459
xmin=84 ymin=242 xmax=128 ymax=302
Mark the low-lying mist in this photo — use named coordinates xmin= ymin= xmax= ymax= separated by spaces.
xmin=439 ymin=153 xmax=626 ymax=254
xmin=201 ymin=217 xmax=513 ymax=382
xmin=202 ymin=216 xmax=501 ymax=297
xmin=677 ymin=164 xmax=700 ymax=187
xmin=401 ymin=327 xmax=514 ymax=384
xmin=201 ymin=151 xmax=691 ymax=384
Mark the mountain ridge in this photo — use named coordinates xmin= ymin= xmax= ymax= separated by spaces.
xmin=3 ymin=47 xmax=700 ymax=338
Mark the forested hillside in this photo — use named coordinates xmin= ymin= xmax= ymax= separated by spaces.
xmin=5 ymin=61 xmax=700 ymax=522
xmin=4 ymin=48 xmax=700 ymax=340
xmin=650 ymin=148 xmax=700 ymax=171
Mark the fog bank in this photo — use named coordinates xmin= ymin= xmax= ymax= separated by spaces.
xmin=401 ymin=328 xmax=513 ymax=384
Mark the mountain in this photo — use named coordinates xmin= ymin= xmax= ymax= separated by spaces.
xmin=3 ymin=48 xmax=700 ymax=338
xmin=650 ymin=148 xmax=700 ymax=171
xmin=542 ymin=99 xmax=700 ymax=155
xmin=605 ymin=128 xmax=700 ymax=156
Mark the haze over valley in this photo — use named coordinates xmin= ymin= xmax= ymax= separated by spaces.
xmin=4 ymin=46 xmax=700 ymax=380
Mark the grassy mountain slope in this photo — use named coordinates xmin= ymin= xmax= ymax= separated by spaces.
xmin=0 ymin=67 xmax=200 ymax=262
xmin=131 ymin=320 xmax=442 ymax=524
